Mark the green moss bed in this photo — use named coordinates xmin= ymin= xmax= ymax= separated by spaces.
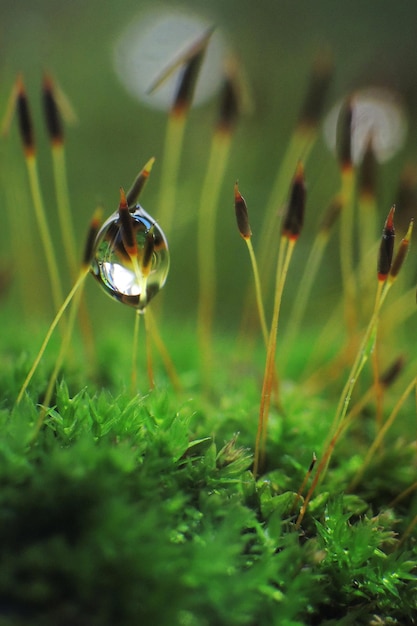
xmin=0 ymin=316 xmax=416 ymax=626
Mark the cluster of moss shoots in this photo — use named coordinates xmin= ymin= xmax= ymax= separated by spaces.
xmin=1 ymin=31 xmax=417 ymax=626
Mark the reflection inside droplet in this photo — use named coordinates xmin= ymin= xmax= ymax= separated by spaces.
xmin=91 ymin=206 xmax=169 ymax=310
xmin=113 ymin=7 xmax=226 ymax=110
xmin=323 ymin=88 xmax=407 ymax=163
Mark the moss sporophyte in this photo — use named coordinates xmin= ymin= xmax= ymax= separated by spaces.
xmin=2 ymin=28 xmax=417 ymax=626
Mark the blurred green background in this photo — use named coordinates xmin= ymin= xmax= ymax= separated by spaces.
xmin=2 ymin=0 xmax=417 ymax=336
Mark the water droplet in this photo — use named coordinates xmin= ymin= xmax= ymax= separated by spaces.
xmin=91 ymin=205 xmax=169 ymax=310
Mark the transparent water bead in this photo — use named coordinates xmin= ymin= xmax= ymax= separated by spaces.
xmin=91 ymin=205 xmax=169 ymax=310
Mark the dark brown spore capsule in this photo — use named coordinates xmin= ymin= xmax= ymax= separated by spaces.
xmin=358 ymin=134 xmax=377 ymax=199
xmin=83 ymin=210 xmax=102 ymax=267
xmin=142 ymin=227 xmax=155 ymax=272
xmin=172 ymin=50 xmax=206 ymax=117
xmin=16 ymin=78 xmax=35 ymax=155
xmin=217 ymin=75 xmax=239 ymax=134
xmin=282 ymin=163 xmax=306 ymax=240
xmin=336 ymin=98 xmax=353 ymax=171
xmin=308 ymin=453 xmax=317 ymax=473
xmin=234 ymin=183 xmax=252 ymax=240
xmin=42 ymin=75 xmax=63 ymax=145
xmin=395 ymin=165 xmax=417 ymax=233
xmin=298 ymin=54 xmax=333 ymax=129
xmin=126 ymin=158 xmax=154 ymax=208
xmin=377 ymin=206 xmax=395 ymax=281
xmin=389 ymin=218 xmax=413 ymax=280
xmin=118 ymin=188 xmax=137 ymax=255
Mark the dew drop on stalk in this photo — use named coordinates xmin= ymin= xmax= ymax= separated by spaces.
xmin=90 ymin=205 xmax=169 ymax=310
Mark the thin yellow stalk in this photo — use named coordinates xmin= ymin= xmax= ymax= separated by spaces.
xmin=26 ymin=155 xmax=64 ymax=313
xmin=281 ymin=231 xmax=328 ymax=366
xmin=51 ymin=143 xmax=96 ymax=364
xmin=234 ymin=182 xmax=281 ymax=406
xmin=294 ymin=367 xmax=398 ymax=522
xmin=245 ymin=238 xmax=269 ymax=347
xmin=197 ymin=131 xmax=232 ymax=388
xmin=301 ymin=238 xmax=381 ymax=392
xmin=254 ymin=236 xmax=296 ymax=477
xmin=372 ymin=333 xmax=384 ymax=430
xmin=144 ymin=310 xmax=155 ymax=390
xmin=255 ymin=128 xmax=314 ymax=292
xmin=358 ymin=194 xmax=378 ymax=287
xmin=1 ymin=145 xmax=45 ymax=317
xmin=51 ymin=144 xmax=78 ymax=279
xmin=157 ymin=113 xmax=187 ymax=237
xmin=15 ymin=207 xmax=101 ymax=406
xmin=246 ymin=237 xmax=282 ymax=410
xmin=296 ymin=279 xmax=389 ymax=528
xmin=34 ymin=275 xmax=85 ymax=438
xmin=146 ymin=308 xmax=182 ymax=392
xmin=131 ymin=309 xmax=142 ymax=393
xmin=15 ymin=268 xmax=88 ymax=405
xmin=339 ymin=166 xmax=357 ymax=334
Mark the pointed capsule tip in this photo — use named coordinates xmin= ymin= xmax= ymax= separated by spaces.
xmin=42 ymin=71 xmax=53 ymax=90
xmin=15 ymin=73 xmax=25 ymax=95
xmin=143 ymin=156 xmax=155 ymax=177
xmin=295 ymin=160 xmax=304 ymax=181
xmin=91 ymin=206 xmax=103 ymax=226
xmin=404 ymin=217 xmax=414 ymax=241
xmin=234 ymin=182 xmax=251 ymax=240
xmin=119 ymin=187 xmax=128 ymax=209
xmin=386 ymin=204 xmax=396 ymax=228
xmin=83 ymin=208 xmax=103 ymax=268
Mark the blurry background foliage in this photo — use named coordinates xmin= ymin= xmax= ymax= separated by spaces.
xmin=1 ymin=0 xmax=417 ymax=334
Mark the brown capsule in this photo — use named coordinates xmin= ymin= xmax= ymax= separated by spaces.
xmin=308 ymin=452 xmax=317 ymax=474
xmin=172 ymin=55 xmax=202 ymax=116
xmin=217 ymin=73 xmax=240 ymax=134
xmin=171 ymin=39 xmax=209 ymax=117
xmin=377 ymin=206 xmax=395 ymax=281
xmin=336 ymin=97 xmax=353 ymax=171
xmin=358 ymin=133 xmax=377 ymax=199
xmin=42 ymin=74 xmax=63 ymax=146
xmin=389 ymin=218 xmax=413 ymax=281
xmin=142 ymin=226 xmax=155 ymax=275
xmin=118 ymin=187 xmax=137 ymax=257
xmin=126 ymin=157 xmax=155 ymax=207
xmin=395 ymin=165 xmax=417 ymax=233
xmin=298 ymin=52 xmax=333 ymax=129
xmin=16 ymin=76 xmax=35 ymax=156
xmin=234 ymin=182 xmax=252 ymax=240
xmin=148 ymin=26 xmax=213 ymax=96
xmin=83 ymin=208 xmax=102 ymax=267
xmin=282 ymin=162 xmax=306 ymax=241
